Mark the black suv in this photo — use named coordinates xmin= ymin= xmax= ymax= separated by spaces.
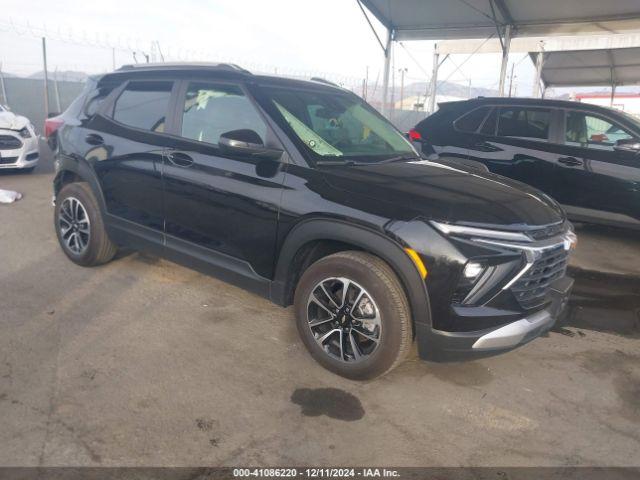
xmin=411 ymin=97 xmax=640 ymax=230
xmin=48 ymin=64 xmax=574 ymax=379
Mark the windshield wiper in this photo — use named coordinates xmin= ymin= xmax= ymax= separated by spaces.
xmin=315 ymin=155 xmax=420 ymax=167
xmin=374 ymin=154 xmax=421 ymax=164
xmin=315 ymin=159 xmax=358 ymax=166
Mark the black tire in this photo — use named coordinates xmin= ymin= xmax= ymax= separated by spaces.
xmin=54 ymin=182 xmax=117 ymax=266
xmin=294 ymin=251 xmax=413 ymax=380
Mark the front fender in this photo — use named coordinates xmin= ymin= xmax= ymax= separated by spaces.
xmin=271 ymin=218 xmax=432 ymax=334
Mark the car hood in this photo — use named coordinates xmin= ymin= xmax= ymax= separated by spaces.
xmin=0 ymin=111 xmax=29 ymax=131
xmin=321 ymin=159 xmax=565 ymax=229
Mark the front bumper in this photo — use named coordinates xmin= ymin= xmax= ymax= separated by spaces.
xmin=418 ymin=276 xmax=573 ymax=361
xmin=0 ymin=132 xmax=39 ymax=169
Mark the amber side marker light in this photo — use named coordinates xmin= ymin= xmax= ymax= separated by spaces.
xmin=404 ymin=248 xmax=428 ymax=279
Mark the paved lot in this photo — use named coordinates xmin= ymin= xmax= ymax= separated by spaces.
xmin=0 ymin=154 xmax=639 ymax=467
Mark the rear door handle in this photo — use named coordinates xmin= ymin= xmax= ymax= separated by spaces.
xmin=558 ymin=156 xmax=583 ymax=166
xmin=166 ymin=151 xmax=194 ymax=168
xmin=85 ymin=133 xmax=104 ymax=146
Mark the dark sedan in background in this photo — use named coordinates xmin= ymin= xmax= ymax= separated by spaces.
xmin=411 ymin=97 xmax=640 ymax=230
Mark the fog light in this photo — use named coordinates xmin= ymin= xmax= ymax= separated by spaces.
xmin=463 ymin=261 xmax=485 ymax=281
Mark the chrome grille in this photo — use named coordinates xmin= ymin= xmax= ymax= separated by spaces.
xmin=511 ymin=244 xmax=568 ymax=309
xmin=0 ymin=135 xmax=22 ymax=150
xmin=527 ymin=222 xmax=566 ymax=240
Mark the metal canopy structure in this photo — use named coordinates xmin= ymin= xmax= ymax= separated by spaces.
xmin=532 ymin=47 xmax=640 ymax=88
xmin=359 ymin=0 xmax=640 ymax=114
xmin=529 ymin=47 xmax=640 ymax=104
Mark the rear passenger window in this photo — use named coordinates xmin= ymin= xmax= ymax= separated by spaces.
xmin=454 ymin=107 xmax=490 ymax=133
xmin=497 ymin=107 xmax=551 ymax=141
xmin=180 ymin=82 xmax=267 ymax=145
xmin=113 ymin=81 xmax=172 ymax=133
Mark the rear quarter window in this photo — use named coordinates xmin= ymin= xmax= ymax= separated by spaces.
xmin=454 ymin=106 xmax=491 ymax=133
xmin=112 ymin=81 xmax=173 ymax=133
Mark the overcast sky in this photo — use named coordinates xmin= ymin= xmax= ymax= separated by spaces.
xmin=2 ymin=0 xmax=545 ymax=93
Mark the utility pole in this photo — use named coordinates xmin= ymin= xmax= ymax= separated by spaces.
xmin=0 ymin=63 xmax=8 ymax=106
xmin=42 ymin=37 xmax=50 ymax=119
xmin=508 ymin=63 xmax=516 ymax=97
xmin=390 ymin=54 xmax=396 ymax=119
xmin=112 ymin=47 xmax=116 ymax=70
xmin=398 ymin=67 xmax=407 ymax=111
xmin=381 ymin=28 xmax=392 ymax=117
xmin=364 ymin=66 xmax=369 ymax=100
xmin=53 ymin=69 xmax=61 ymax=113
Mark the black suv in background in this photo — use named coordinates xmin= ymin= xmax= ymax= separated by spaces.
xmin=411 ymin=97 xmax=640 ymax=230
xmin=48 ymin=64 xmax=575 ymax=379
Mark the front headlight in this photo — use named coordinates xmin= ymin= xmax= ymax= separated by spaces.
xmin=430 ymin=221 xmax=532 ymax=242
xmin=18 ymin=126 xmax=31 ymax=138
xmin=453 ymin=258 xmax=523 ymax=306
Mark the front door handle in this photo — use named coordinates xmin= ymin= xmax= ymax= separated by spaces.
xmin=558 ymin=156 xmax=583 ymax=167
xmin=85 ymin=133 xmax=104 ymax=146
xmin=166 ymin=151 xmax=194 ymax=168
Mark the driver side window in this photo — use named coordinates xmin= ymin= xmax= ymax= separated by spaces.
xmin=565 ymin=111 xmax=634 ymax=150
xmin=180 ymin=82 xmax=267 ymax=146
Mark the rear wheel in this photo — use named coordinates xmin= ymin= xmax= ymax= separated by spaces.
xmin=294 ymin=251 xmax=413 ymax=380
xmin=54 ymin=182 xmax=117 ymax=266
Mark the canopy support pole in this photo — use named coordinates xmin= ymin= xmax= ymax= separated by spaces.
xmin=498 ymin=25 xmax=512 ymax=97
xmin=381 ymin=28 xmax=393 ymax=116
xmin=533 ymin=51 xmax=545 ymax=98
xmin=428 ymin=47 xmax=440 ymax=114
xmin=607 ymin=49 xmax=617 ymax=108
xmin=610 ymin=83 xmax=617 ymax=107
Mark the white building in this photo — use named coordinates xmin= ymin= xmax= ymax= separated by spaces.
xmin=573 ymin=93 xmax=640 ymax=118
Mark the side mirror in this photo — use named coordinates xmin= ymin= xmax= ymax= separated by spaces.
xmin=219 ymin=129 xmax=283 ymax=160
xmin=614 ymin=138 xmax=640 ymax=153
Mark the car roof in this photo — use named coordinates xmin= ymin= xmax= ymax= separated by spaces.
xmin=102 ymin=62 xmax=348 ymax=93
xmin=444 ymin=96 xmax=625 ymax=116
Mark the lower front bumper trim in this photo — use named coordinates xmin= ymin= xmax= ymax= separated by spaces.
xmin=471 ymin=309 xmax=553 ymax=350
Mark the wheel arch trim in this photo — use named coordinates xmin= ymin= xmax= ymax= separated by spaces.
xmin=271 ymin=218 xmax=432 ymax=329
xmin=53 ymin=154 xmax=107 ymax=213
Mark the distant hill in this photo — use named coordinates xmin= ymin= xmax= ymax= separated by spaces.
xmin=27 ymin=70 xmax=90 ymax=82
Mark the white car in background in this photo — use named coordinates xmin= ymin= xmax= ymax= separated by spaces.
xmin=0 ymin=104 xmax=39 ymax=172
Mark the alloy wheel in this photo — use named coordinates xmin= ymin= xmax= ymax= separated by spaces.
xmin=58 ymin=196 xmax=91 ymax=255
xmin=306 ymin=277 xmax=382 ymax=363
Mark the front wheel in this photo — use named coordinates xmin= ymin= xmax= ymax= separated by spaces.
xmin=294 ymin=251 xmax=413 ymax=380
xmin=54 ymin=182 xmax=117 ymax=266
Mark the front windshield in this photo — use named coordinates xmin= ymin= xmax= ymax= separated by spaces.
xmin=262 ymin=86 xmax=416 ymax=162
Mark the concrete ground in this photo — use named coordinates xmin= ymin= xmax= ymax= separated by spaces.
xmin=0 ymin=152 xmax=639 ymax=467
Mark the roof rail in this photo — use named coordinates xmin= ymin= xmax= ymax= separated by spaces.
xmin=310 ymin=77 xmax=339 ymax=87
xmin=116 ymin=62 xmax=251 ymax=74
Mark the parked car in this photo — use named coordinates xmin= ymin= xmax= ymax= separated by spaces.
xmin=47 ymin=64 xmax=575 ymax=379
xmin=410 ymin=97 xmax=640 ymax=230
xmin=0 ymin=104 xmax=39 ymax=172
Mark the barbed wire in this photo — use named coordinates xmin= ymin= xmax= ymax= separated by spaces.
xmin=0 ymin=16 xmax=370 ymax=91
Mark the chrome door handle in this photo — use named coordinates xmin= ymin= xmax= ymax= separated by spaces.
xmin=166 ymin=151 xmax=194 ymax=168
xmin=558 ymin=156 xmax=583 ymax=167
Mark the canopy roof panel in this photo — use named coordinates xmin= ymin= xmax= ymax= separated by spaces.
xmin=532 ymin=47 xmax=640 ymax=87
xmin=361 ymin=0 xmax=640 ymax=40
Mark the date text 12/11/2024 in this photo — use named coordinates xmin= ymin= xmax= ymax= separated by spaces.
xmin=233 ymin=468 xmax=401 ymax=478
